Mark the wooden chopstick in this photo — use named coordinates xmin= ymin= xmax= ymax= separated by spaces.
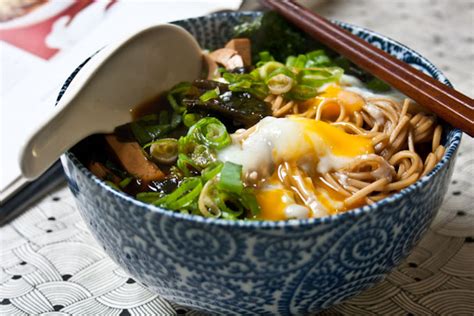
xmin=261 ymin=0 xmax=474 ymax=136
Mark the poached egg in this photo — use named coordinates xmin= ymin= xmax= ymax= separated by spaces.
xmin=218 ymin=116 xmax=374 ymax=220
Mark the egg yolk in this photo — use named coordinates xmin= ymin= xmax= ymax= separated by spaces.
xmin=255 ymin=187 xmax=296 ymax=221
xmin=289 ymin=117 xmax=374 ymax=157
xmin=252 ymin=118 xmax=373 ymax=221
xmin=303 ymin=84 xmax=365 ymax=120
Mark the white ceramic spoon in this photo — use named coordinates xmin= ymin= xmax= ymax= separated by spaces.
xmin=20 ymin=24 xmax=203 ymax=180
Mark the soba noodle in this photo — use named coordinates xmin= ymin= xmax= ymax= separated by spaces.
xmin=259 ymin=92 xmax=444 ymax=210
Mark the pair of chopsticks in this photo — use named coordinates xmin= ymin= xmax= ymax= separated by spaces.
xmin=261 ymin=0 xmax=474 ymax=136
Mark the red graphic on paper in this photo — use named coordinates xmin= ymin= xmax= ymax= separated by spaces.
xmin=0 ymin=0 xmax=116 ymax=60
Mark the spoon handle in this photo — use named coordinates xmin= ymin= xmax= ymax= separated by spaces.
xmin=19 ymin=51 xmax=112 ymax=180
xmin=19 ymin=102 xmax=97 ymax=180
xmin=262 ymin=0 xmax=474 ymax=136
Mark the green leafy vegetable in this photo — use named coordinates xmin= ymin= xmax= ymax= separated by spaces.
xmin=167 ymin=82 xmax=194 ymax=113
xmin=130 ymin=111 xmax=182 ymax=145
xmin=233 ymin=11 xmax=321 ymax=63
xmin=366 ymin=78 xmax=391 ymax=92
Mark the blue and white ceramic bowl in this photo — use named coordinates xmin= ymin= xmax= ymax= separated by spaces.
xmin=61 ymin=12 xmax=462 ymax=315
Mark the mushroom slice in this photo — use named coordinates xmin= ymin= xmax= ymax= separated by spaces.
xmin=225 ymin=38 xmax=251 ymax=66
xmin=208 ymin=48 xmax=244 ymax=70
xmin=105 ymin=135 xmax=165 ymax=182
xmin=88 ymin=161 xmax=121 ymax=183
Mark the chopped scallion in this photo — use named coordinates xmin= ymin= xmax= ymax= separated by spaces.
xmin=218 ymin=162 xmax=243 ymax=195
xmin=188 ymin=117 xmax=231 ymax=150
xmin=183 ymin=113 xmax=201 ymax=128
xmin=136 ymin=191 xmax=163 ymax=204
xmin=119 ymin=177 xmax=132 ymax=189
xmin=201 ymin=161 xmax=223 ymax=182
xmin=150 ymin=138 xmax=179 ymax=164
xmin=199 ymin=87 xmax=220 ymax=102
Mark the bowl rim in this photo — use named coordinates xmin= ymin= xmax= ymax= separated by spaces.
xmin=64 ymin=11 xmax=463 ymax=229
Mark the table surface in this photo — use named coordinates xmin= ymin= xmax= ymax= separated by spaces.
xmin=1 ymin=0 xmax=473 ymax=314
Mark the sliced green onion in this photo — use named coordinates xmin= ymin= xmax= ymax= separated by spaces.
xmin=177 ymin=134 xmax=193 ymax=154
xmin=298 ymin=67 xmax=343 ymax=87
xmin=259 ymin=51 xmax=274 ymax=63
xmin=190 ymin=144 xmax=215 ymax=168
xmin=241 ymin=187 xmax=261 ymax=217
xmin=199 ymin=87 xmax=220 ymax=102
xmin=285 ymin=56 xmax=297 ymax=68
xmin=159 ymin=111 xmax=169 ymax=125
xmin=216 ymin=192 xmax=244 ymax=219
xmin=256 ymin=51 xmax=275 ymax=67
xmin=170 ymin=112 xmax=182 ymax=128
xmin=167 ymin=93 xmax=185 ymax=114
xmin=267 ymin=73 xmax=294 ymax=94
xmin=169 ymin=81 xmax=193 ymax=95
xmin=286 ymin=54 xmax=307 ymax=69
xmin=183 ymin=113 xmax=201 ymax=128
xmin=218 ymin=162 xmax=243 ymax=195
xmin=167 ymin=82 xmax=192 ymax=113
xmin=305 ymin=50 xmax=332 ymax=67
xmin=130 ymin=122 xmax=152 ymax=145
xmin=224 ymin=72 xmax=253 ymax=89
xmin=167 ymin=181 xmax=203 ymax=209
xmin=150 ymin=138 xmax=178 ymax=164
xmin=136 ymin=191 xmax=163 ymax=204
xmin=177 ymin=153 xmax=199 ymax=176
xmin=258 ymin=61 xmax=285 ymax=80
xmin=222 ymin=72 xmax=269 ymax=99
xmin=188 ymin=117 xmax=231 ymax=149
xmin=105 ymin=181 xmax=120 ymax=190
xmin=155 ymin=178 xmax=202 ymax=209
xmin=266 ymin=66 xmax=296 ymax=80
xmin=119 ymin=177 xmax=133 ymax=189
xmin=201 ymin=161 xmax=223 ymax=182
xmin=154 ymin=177 xmax=198 ymax=205
xmin=198 ymin=179 xmax=223 ymax=218
xmin=285 ymin=84 xmax=319 ymax=101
